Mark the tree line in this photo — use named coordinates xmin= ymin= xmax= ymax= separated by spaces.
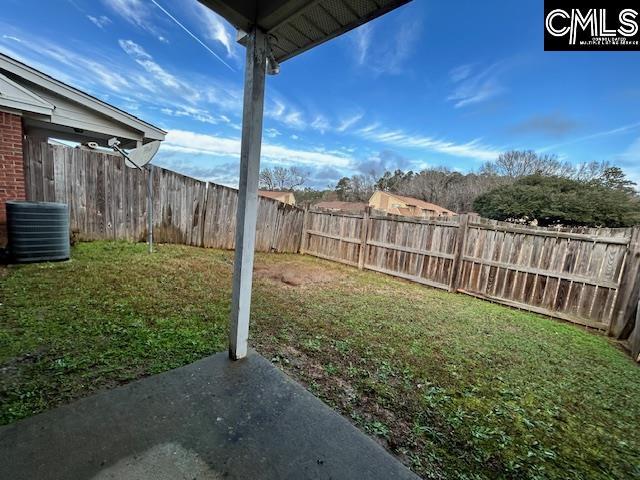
xmin=259 ymin=151 xmax=640 ymax=227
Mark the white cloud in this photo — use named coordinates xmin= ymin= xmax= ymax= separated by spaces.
xmin=87 ymin=15 xmax=112 ymax=29
xmin=357 ymin=125 xmax=502 ymax=161
xmin=203 ymin=84 xmax=242 ymax=112
xmin=118 ymin=39 xmax=148 ymax=59
xmin=118 ymin=39 xmax=205 ymax=104
xmin=196 ymin=3 xmax=236 ymax=58
xmin=265 ymin=128 xmax=281 ymax=138
xmin=447 ymin=62 xmax=506 ymax=108
xmin=0 ymin=22 xmax=505 ymax=168
xmin=269 ymin=99 xmax=286 ymax=117
xmin=311 ymin=115 xmax=330 ymax=134
xmin=1 ymin=35 xmax=131 ymax=92
xmin=284 ymin=111 xmax=305 ymax=129
xmin=147 ymin=0 xmax=234 ymax=70
xmin=350 ymin=14 xmax=421 ymax=75
xmin=161 ymin=106 xmax=224 ymax=124
xmin=153 ymin=154 xmax=240 ymax=186
xmin=354 ymin=24 xmax=372 ymax=65
xmin=2 ymin=35 xmax=22 ymax=43
xmin=267 ymin=107 xmax=360 ymax=136
xmin=449 ymin=64 xmax=473 ymax=83
xmin=0 ymin=28 xmax=244 ymax=128
xmin=102 ymin=0 xmax=167 ymax=42
xmin=337 ymin=113 xmax=363 ymax=132
xmin=266 ymin=99 xmax=307 ymax=129
xmin=357 ymin=123 xmax=381 ymax=134
xmin=163 ymin=130 xmax=353 ymax=168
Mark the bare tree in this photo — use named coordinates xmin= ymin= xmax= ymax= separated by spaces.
xmin=479 ymin=150 xmax=611 ymax=180
xmin=401 ymin=168 xmax=454 ymax=203
xmin=397 ymin=168 xmax=508 ymax=213
xmin=331 ymin=150 xmax=632 ymax=214
xmin=573 ymin=160 xmax=610 ymax=181
xmin=334 ymin=172 xmax=377 ymax=202
xmin=482 ymin=151 xmax=616 ymax=184
xmin=259 ymin=166 xmax=307 ymax=191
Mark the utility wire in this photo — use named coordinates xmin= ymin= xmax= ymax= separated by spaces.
xmin=149 ymin=0 xmax=235 ymax=72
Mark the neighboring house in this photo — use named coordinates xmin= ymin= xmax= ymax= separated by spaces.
xmin=313 ymin=201 xmax=367 ymax=214
xmin=258 ymin=190 xmax=296 ymax=205
xmin=369 ymin=191 xmax=456 ymax=218
xmin=0 ymin=53 xmax=165 ymax=236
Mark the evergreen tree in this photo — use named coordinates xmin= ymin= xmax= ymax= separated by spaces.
xmin=473 ymin=175 xmax=640 ymax=227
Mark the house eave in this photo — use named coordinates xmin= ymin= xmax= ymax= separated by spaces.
xmin=0 ymin=53 xmax=166 ymax=142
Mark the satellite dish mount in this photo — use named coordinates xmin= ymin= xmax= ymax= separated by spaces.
xmin=108 ymin=138 xmax=160 ymax=170
xmin=109 ymin=138 xmax=161 ymax=253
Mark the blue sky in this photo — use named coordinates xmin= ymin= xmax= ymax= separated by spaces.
xmin=2 ymin=0 xmax=639 ymax=188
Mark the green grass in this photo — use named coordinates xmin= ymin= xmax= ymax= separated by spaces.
xmin=1 ymin=241 xmax=639 ymax=479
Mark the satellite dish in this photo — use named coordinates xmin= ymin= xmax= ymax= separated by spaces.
xmin=124 ymin=141 xmax=161 ymax=169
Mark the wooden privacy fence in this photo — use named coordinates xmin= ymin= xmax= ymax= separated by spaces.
xmin=23 ymin=139 xmax=640 ymax=337
xmin=24 ymin=140 xmax=304 ymax=253
xmin=301 ymin=210 xmax=640 ymax=332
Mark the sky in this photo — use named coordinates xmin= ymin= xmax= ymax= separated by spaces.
xmin=1 ymin=0 xmax=640 ymax=189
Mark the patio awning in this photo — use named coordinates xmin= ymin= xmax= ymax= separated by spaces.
xmin=198 ymin=0 xmax=411 ymax=62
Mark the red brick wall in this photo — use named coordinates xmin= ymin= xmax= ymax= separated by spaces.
xmin=0 ymin=111 xmax=25 ymax=225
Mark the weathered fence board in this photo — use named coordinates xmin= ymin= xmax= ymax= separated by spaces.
xmin=364 ymin=214 xmax=460 ymax=290
xmin=456 ymin=219 xmax=631 ymax=329
xmin=303 ymin=209 xmax=636 ymax=331
xmin=609 ymin=228 xmax=640 ymax=339
xmin=629 ymin=300 xmax=640 ymax=362
xmin=24 ymin=140 xmax=303 ymax=253
xmin=303 ymin=211 xmax=364 ymax=267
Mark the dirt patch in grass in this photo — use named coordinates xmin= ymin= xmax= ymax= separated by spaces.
xmin=254 ymin=262 xmax=336 ymax=287
xmin=0 ymin=347 xmax=50 ymax=382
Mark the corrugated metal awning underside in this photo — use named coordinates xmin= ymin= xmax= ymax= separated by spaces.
xmin=198 ymin=0 xmax=411 ymax=62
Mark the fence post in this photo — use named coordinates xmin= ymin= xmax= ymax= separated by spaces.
xmin=449 ymin=213 xmax=469 ymax=292
xmin=629 ymin=297 xmax=640 ymax=362
xmin=358 ymin=207 xmax=370 ymax=270
xmin=299 ymin=207 xmax=309 ymax=254
xmin=609 ymin=226 xmax=640 ymax=338
xmin=146 ymin=165 xmax=153 ymax=253
xmin=199 ymin=182 xmax=209 ymax=248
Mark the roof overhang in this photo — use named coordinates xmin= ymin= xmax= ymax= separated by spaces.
xmin=0 ymin=53 xmax=166 ymax=148
xmin=198 ymin=0 xmax=411 ymax=63
xmin=0 ymin=72 xmax=54 ymax=116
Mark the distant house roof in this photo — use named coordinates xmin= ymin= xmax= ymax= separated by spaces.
xmin=380 ymin=192 xmax=456 ymax=215
xmin=0 ymin=53 xmax=166 ymax=148
xmin=258 ymin=190 xmax=296 ymax=204
xmin=396 ymin=207 xmax=413 ymax=217
xmin=314 ymin=201 xmax=367 ymax=213
xmin=259 ymin=190 xmax=288 ymax=199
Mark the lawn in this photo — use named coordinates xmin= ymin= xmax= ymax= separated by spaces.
xmin=1 ymin=241 xmax=639 ymax=479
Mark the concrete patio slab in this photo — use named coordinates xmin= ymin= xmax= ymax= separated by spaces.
xmin=0 ymin=351 xmax=419 ymax=480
